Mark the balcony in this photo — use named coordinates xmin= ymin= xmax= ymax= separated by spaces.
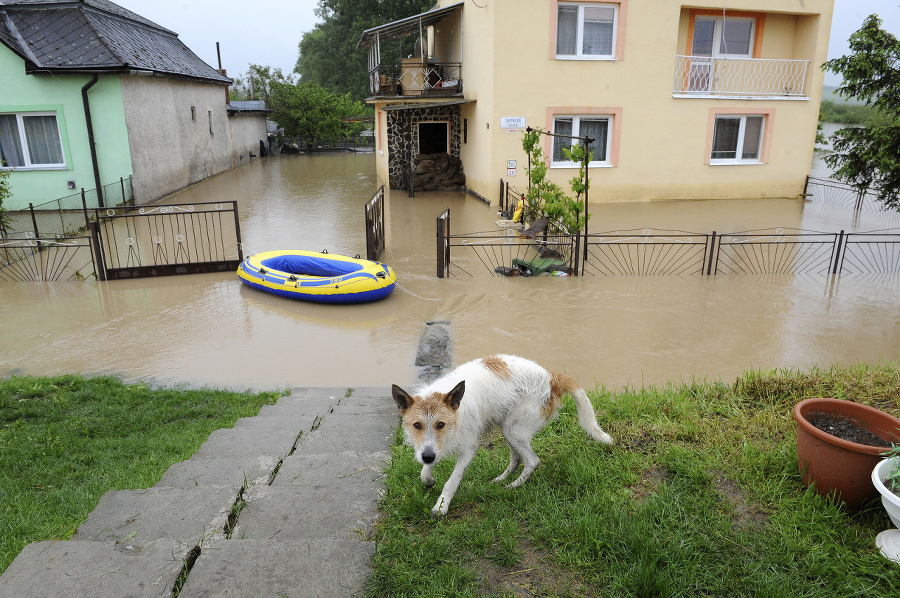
xmin=368 ymin=61 xmax=462 ymax=99
xmin=673 ymin=56 xmax=810 ymax=99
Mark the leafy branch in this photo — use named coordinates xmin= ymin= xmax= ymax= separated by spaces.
xmin=521 ymin=128 xmax=590 ymax=232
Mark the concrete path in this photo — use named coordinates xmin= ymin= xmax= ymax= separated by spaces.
xmin=0 ymin=387 xmax=398 ymax=598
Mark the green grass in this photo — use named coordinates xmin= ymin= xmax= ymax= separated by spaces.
xmin=0 ymin=375 xmax=280 ymax=574
xmin=369 ymin=364 xmax=900 ymax=597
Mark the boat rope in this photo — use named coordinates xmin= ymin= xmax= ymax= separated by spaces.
xmin=395 ymin=281 xmax=440 ymax=301
xmin=238 ymin=242 xmax=259 ymax=256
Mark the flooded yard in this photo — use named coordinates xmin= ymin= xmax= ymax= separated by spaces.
xmin=2 ymin=148 xmax=899 ymax=391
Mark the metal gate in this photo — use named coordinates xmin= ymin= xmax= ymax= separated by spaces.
xmin=91 ymin=201 xmax=244 ymax=280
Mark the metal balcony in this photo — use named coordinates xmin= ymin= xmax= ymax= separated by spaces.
xmin=368 ymin=62 xmax=462 ymax=98
xmin=673 ymin=56 xmax=810 ymax=99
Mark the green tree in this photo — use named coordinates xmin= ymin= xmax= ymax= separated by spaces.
xmin=269 ymin=80 xmax=369 ymax=146
xmin=521 ymin=129 xmax=590 ymax=233
xmin=0 ymin=170 xmax=11 ymax=233
xmin=295 ymin=0 xmax=433 ymax=100
xmin=229 ymin=65 xmax=294 ymax=103
xmin=823 ymin=15 xmax=900 ymax=209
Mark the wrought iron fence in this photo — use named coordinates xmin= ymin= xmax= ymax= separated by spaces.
xmin=583 ymin=229 xmax=711 ymax=276
xmin=91 ymin=201 xmax=243 ymax=280
xmin=673 ymin=56 xmax=809 ymax=97
xmin=0 ymin=235 xmax=95 ymax=281
xmin=437 ymin=209 xmax=579 ymax=278
xmin=365 ymin=185 xmax=386 ymax=261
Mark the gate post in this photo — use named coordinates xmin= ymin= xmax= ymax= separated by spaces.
xmin=90 ymin=220 xmax=107 ymax=281
xmin=832 ymin=230 xmax=845 ymax=275
xmin=706 ymin=231 xmax=717 ymax=275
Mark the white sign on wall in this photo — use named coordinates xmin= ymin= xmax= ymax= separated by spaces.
xmin=500 ymin=117 xmax=526 ymax=129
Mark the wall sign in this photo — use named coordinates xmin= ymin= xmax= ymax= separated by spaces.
xmin=500 ymin=117 xmax=526 ymax=129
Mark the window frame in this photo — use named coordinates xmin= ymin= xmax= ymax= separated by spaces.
xmin=550 ymin=114 xmax=613 ymax=168
xmin=688 ymin=12 xmax=761 ymax=59
xmin=708 ymin=113 xmax=767 ymax=165
xmin=0 ymin=111 xmax=67 ymax=170
xmin=555 ymin=2 xmax=620 ymax=60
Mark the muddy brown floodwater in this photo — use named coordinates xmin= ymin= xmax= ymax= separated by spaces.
xmin=2 ymin=147 xmax=900 ymax=392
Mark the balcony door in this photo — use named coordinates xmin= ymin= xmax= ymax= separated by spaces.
xmin=688 ymin=16 xmax=755 ymax=92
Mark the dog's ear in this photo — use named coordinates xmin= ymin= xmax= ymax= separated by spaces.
xmin=444 ymin=380 xmax=465 ymax=410
xmin=392 ymin=384 xmax=414 ymax=412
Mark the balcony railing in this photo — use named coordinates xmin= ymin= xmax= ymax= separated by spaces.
xmin=673 ymin=56 xmax=810 ymax=98
xmin=369 ymin=62 xmax=462 ymax=98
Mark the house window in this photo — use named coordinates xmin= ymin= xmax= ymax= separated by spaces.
xmin=0 ymin=113 xmax=65 ymax=169
xmin=551 ymin=115 xmax=611 ymax=166
xmin=692 ymin=16 xmax=755 ymax=58
xmin=556 ymin=2 xmax=618 ymax=59
xmin=710 ymin=115 xmax=764 ymax=163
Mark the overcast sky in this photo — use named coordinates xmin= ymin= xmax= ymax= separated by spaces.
xmin=112 ymin=0 xmax=898 ymax=85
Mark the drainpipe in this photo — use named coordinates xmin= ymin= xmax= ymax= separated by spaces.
xmin=81 ymin=74 xmax=104 ymax=207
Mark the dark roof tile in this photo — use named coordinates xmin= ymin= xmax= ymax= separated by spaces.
xmin=0 ymin=0 xmax=229 ymax=83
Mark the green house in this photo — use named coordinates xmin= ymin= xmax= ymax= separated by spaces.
xmin=0 ymin=0 xmax=267 ymax=211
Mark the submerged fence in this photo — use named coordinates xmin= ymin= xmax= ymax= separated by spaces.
xmin=438 ymin=213 xmax=900 ymax=279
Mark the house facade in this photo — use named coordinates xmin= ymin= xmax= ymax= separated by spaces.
xmin=0 ymin=0 xmax=267 ymax=211
xmin=359 ymin=0 xmax=834 ymax=204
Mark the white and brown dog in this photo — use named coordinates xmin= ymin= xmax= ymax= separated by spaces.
xmin=392 ymin=354 xmax=613 ymax=516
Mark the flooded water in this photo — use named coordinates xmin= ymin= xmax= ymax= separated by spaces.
xmin=2 ymin=145 xmax=899 ymax=392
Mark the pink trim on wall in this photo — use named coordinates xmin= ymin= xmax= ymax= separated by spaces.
xmin=544 ymin=106 xmax=623 ymax=167
xmin=549 ymin=1 xmax=628 ymax=61
xmin=705 ymin=107 xmax=776 ymax=165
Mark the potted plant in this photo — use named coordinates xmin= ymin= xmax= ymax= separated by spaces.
xmin=793 ymin=398 xmax=900 ymax=508
xmin=872 ymin=448 xmax=900 ymax=562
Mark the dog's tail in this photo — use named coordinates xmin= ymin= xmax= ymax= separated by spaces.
xmin=553 ymin=373 xmax=614 ymax=445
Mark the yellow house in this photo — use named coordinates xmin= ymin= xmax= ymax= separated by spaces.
xmin=358 ymin=0 xmax=834 ymax=205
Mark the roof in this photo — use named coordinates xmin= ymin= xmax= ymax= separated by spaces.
xmin=227 ymin=100 xmax=271 ymax=115
xmin=379 ymin=98 xmax=475 ymax=111
xmin=0 ymin=0 xmax=231 ymax=84
xmin=357 ymin=2 xmax=463 ymax=49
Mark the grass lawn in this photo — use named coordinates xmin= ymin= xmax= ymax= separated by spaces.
xmin=0 ymin=375 xmax=280 ymax=574
xmin=370 ymin=365 xmax=900 ymax=597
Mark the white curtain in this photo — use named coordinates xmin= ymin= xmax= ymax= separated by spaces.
xmin=556 ymin=6 xmax=578 ymax=55
xmin=0 ymin=114 xmax=24 ymax=167
xmin=23 ymin=115 xmax=64 ymax=165
xmin=582 ymin=7 xmax=615 ymax=55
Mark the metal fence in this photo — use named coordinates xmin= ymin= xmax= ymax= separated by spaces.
xmin=91 ymin=201 xmax=243 ymax=280
xmin=3 ymin=176 xmax=134 ymax=238
xmin=0 ymin=235 xmax=96 ymax=281
xmin=365 ymin=185 xmax=386 ymax=261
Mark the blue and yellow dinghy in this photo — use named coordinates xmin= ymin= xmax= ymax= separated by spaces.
xmin=237 ymin=250 xmax=396 ymax=304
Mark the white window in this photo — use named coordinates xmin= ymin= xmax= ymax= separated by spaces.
xmin=692 ymin=17 xmax=754 ymax=58
xmin=710 ymin=115 xmax=764 ymax=163
xmin=0 ymin=113 xmax=65 ymax=169
xmin=551 ymin=115 xmax=611 ymax=166
xmin=556 ymin=3 xmax=618 ymax=59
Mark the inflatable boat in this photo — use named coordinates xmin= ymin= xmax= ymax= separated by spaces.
xmin=237 ymin=250 xmax=396 ymax=304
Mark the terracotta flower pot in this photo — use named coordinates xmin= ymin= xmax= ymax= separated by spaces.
xmin=793 ymin=398 xmax=900 ymax=508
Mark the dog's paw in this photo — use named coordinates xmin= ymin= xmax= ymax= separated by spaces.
xmin=431 ymin=496 xmax=450 ymax=517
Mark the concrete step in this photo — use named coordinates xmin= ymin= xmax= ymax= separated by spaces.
xmin=178 ymin=538 xmax=374 ymax=598
xmin=234 ymin=451 xmax=389 ymax=541
xmin=73 ymin=485 xmax=237 ymax=551
xmin=0 ymin=539 xmax=185 ymax=598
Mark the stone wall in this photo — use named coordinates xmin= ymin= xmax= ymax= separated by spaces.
xmin=386 ymin=104 xmax=463 ymax=190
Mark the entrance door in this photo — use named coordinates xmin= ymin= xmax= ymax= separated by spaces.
xmin=418 ymin=121 xmax=449 ymax=154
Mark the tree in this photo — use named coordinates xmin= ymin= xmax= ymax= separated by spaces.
xmin=823 ymin=15 xmax=900 ymax=209
xmin=229 ymin=65 xmax=294 ymax=104
xmin=295 ymin=0 xmax=433 ymax=100
xmin=269 ymin=80 xmax=369 ymax=146
xmin=0 ymin=170 xmax=11 ymax=233
xmin=521 ymin=129 xmax=590 ymax=233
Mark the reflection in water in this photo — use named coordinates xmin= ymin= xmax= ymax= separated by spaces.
xmin=2 ymin=152 xmax=898 ymax=391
